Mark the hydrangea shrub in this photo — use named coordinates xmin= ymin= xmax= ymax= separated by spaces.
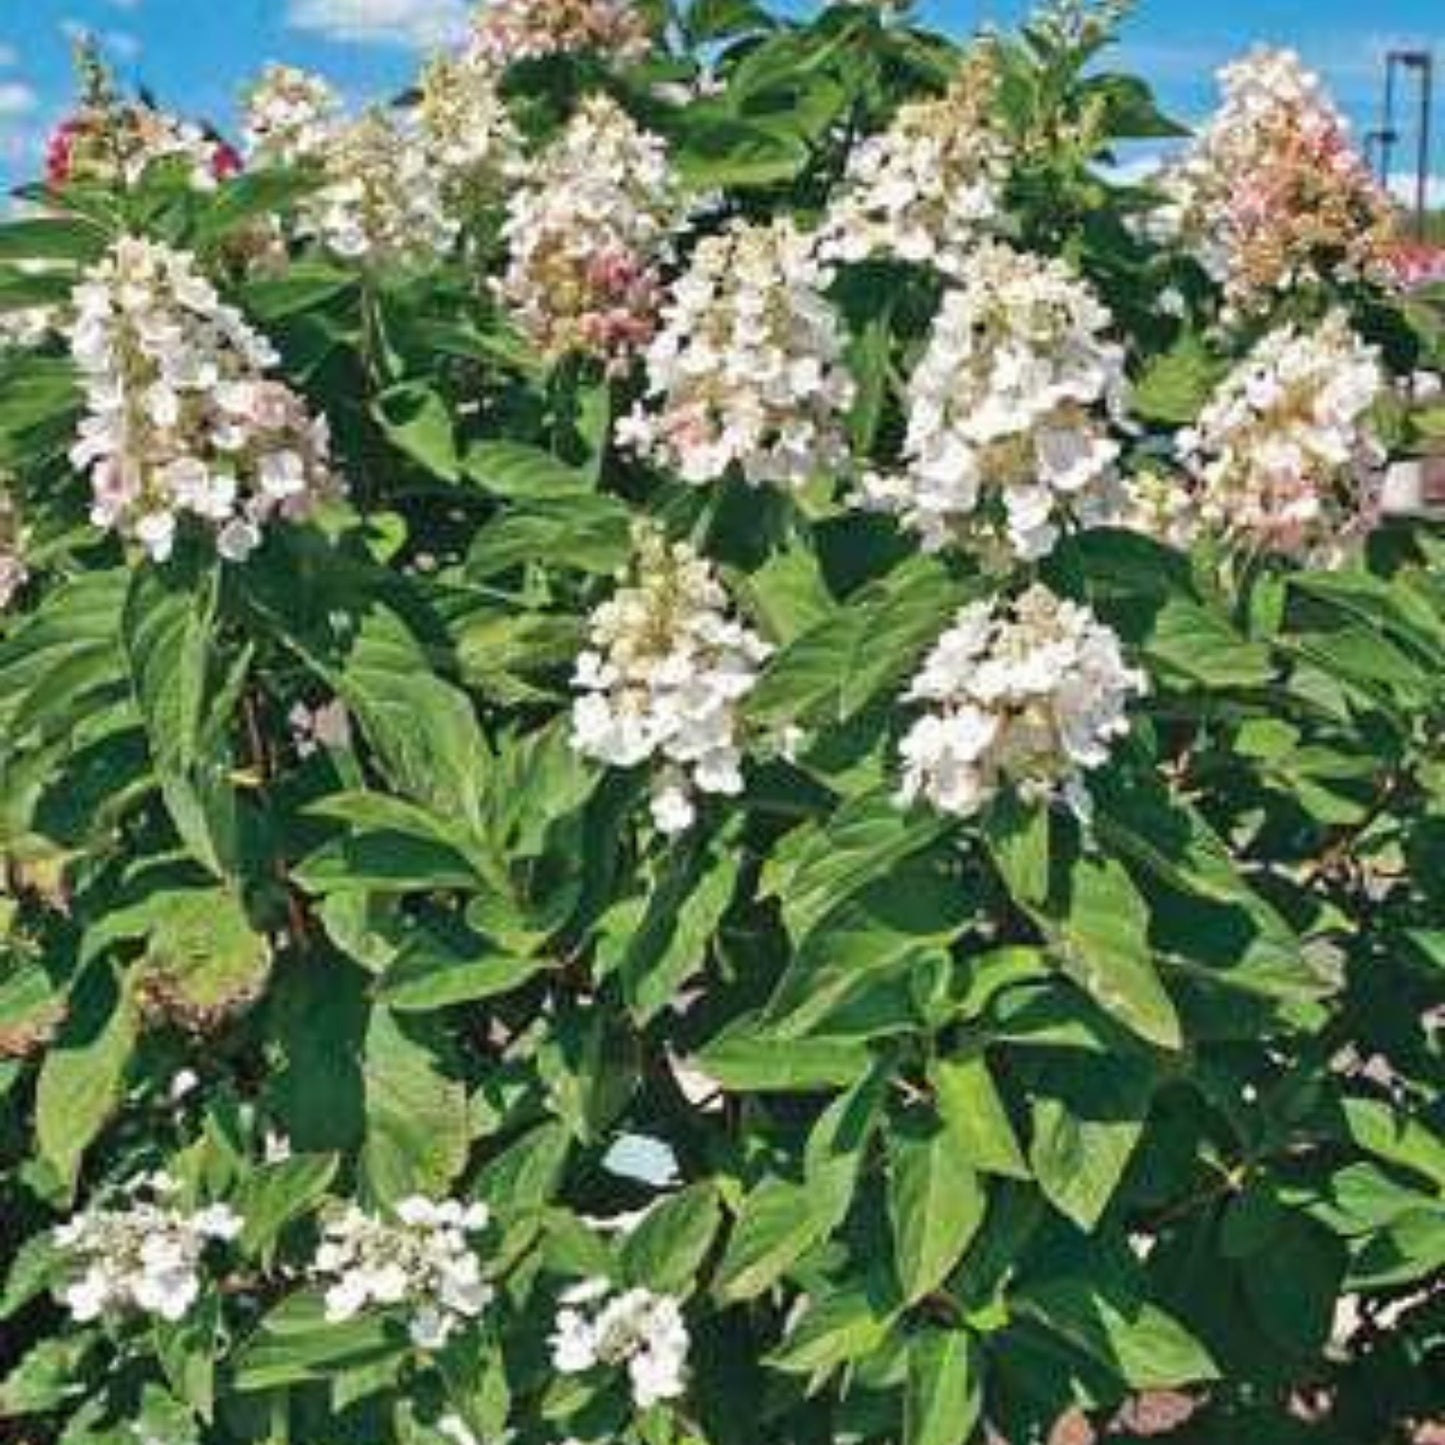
xmin=2 ymin=3 xmax=1445 ymax=1443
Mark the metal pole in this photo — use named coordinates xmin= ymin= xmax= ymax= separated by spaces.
xmin=1417 ymin=53 xmax=1434 ymax=241
xmin=1383 ymin=55 xmax=1398 ymax=188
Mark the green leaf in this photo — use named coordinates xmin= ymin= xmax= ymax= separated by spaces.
xmin=769 ymin=1286 xmax=895 ymax=1378
xmin=1141 ymin=596 xmax=1273 ymax=690
xmin=930 ymin=1052 xmax=1029 ymax=1180
xmin=236 ymin=1153 xmax=340 ymax=1263
xmin=1342 ymin=1098 xmax=1445 ymax=1191
xmin=982 ymin=793 xmax=1051 ymax=909
xmin=0 ymin=265 xmax=73 ymax=312
xmin=0 ymin=1233 xmax=62 ymax=1321
xmin=0 ymin=354 xmax=81 ymax=464
xmin=467 ymin=494 xmax=633 ymax=578
xmin=0 ymin=1334 xmax=92 ymax=1416
xmin=1085 ymin=73 xmax=1190 ymax=139
xmin=748 ymin=560 xmax=958 ymax=731
xmin=762 ymin=790 xmax=951 ymax=944
xmin=232 ymin=1292 xmax=404 ymax=1393
xmin=621 ymin=1182 xmax=723 ymax=1296
xmin=328 ymin=607 xmax=492 ymax=836
xmin=889 ymin=1116 xmax=987 ymax=1303
xmin=672 ymin=116 xmax=809 ymax=189
xmin=122 ymin=563 xmax=239 ymax=878
xmin=474 ymin=1119 xmax=570 ymax=1217
xmin=267 ymin=957 xmax=367 ymax=1155
xmin=596 ymin=831 xmax=740 ymax=1022
xmin=196 ymin=168 xmax=317 ymax=242
xmin=153 ymin=1294 xmax=218 ymax=1420
xmin=765 ymin=858 xmax=970 ymax=1039
xmin=904 ymin=1330 xmax=983 ymax=1445
xmin=1027 ymin=1056 xmax=1150 ymax=1231
xmin=295 ymin=830 xmax=484 ymax=894
xmin=0 ymin=568 xmax=128 ymax=741
xmin=379 ymin=928 xmax=543 ymax=1011
xmin=695 ymin=1026 xmax=871 ymax=1092
xmin=240 ymin=261 xmax=357 ymax=320
xmin=35 ymin=963 xmax=137 ymax=1196
xmin=683 ymin=0 xmax=775 ymax=43
xmin=462 ymin=441 xmax=591 ymax=499
xmin=1052 ymin=855 xmax=1181 ymax=1051
xmin=1013 ymin=1277 xmax=1219 ymax=1389
xmin=374 ymin=382 xmax=460 ymax=481
xmin=0 ymin=216 xmax=110 ymax=264
xmin=1241 ymin=1215 xmax=1345 ymax=1356
xmin=714 ymin=1176 xmax=837 ymax=1303
xmin=361 ymin=1005 xmax=469 ymax=1206
xmin=738 ymin=548 xmax=836 ymax=645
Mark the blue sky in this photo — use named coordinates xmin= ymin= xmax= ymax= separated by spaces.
xmin=0 ymin=0 xmax=1441 ymax=196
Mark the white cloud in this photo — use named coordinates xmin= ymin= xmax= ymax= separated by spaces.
xmin=286 ymin=0 xmax=469 ymax=48
xmin=0 ymin=82 xmax=38 ymax=120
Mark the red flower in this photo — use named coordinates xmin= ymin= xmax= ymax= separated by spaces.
xmin=211 ymin=139 xmax=244 ymax=181
xmin=45 ymin=116 xmax=88 ymax=187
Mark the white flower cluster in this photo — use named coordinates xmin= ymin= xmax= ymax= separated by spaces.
xmin=499 ymin=94 xmax=681 ymax=369
xmin=418 ymin=50 xmax=521 ymax=201
xmin=899 ymin=584 xmax=1144 ymax=820
xmin=245 ymin=56 xmax=513 ymax=259
xmin=820 ymin=47 xmax=1008 ymax=276
xmin=242 ymin=64 xmax=341 ymax=167
xmin=1176 ymin=311 xmax=1386 ymax=563
xmin=1123 ymin=468 xmax=1196 ymax=552
xmin=571 ymin=524 xmax=771 ymax=835
xmin=0 ymin=305 xmax=59 ymax=352
xmin=0 ymin=482 xmax=27 ymax=610
xmin=313 ymin=1196 xmax=492 ymax=1349
xmin=470 ymin=0 xmax=651 ymax=68
xmin=1152 ymin=48 xmax=1395 ymax=305
xmin=52 ymin=1173 xmax=242 ymax=1324
xmin=861 ymin=241 xmax=1128 ymax=562
xmin=551 ymin=1279 xmax=689 ymax=1409
xmin=304 ymin=109 xmax=459 ymax=265
xmin=68 ymin=236 xmax=339 ymax=563
xmin=618 ymin=218 xmax=855 ymax=488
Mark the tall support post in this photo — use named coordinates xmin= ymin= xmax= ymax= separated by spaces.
xmin=1383 ymin=55 xmax=1399 ymax=187
xmin=1388 ymin=50 xmax=1435 ymax=240
xmin=1417 ymin=52 xmax=1434 ymax=240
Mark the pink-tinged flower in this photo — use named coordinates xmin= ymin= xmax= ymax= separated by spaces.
xmin=1176 ymin=311 xmax=1387 ymax=566
xmin=619 ymin=216 xmax=855 ymax=489
xmin=470 ymin=0 xmax=651 ymax=68
xmin=498 ymin=93 xmax=684 ymax=371
xmin=66 ymin=236 xmax=341 ymax=564
xmin=1154 ymin=48 xmax=1398 ymax=305
xmin=1383 ymin=241 xmax=1445 ymax=293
